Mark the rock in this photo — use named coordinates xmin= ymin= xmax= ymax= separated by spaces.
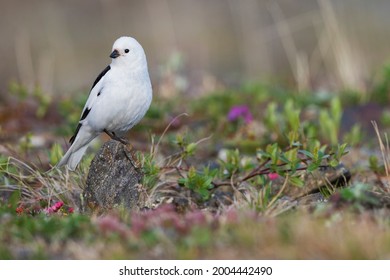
xmin=83 ymin=140 xmax=143 ymax=213
xmin=207 ymin=185 xmax=235 ymax=208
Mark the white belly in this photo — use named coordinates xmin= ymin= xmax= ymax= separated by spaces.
xmin=86 ymin=76 xmax=152 ymax=135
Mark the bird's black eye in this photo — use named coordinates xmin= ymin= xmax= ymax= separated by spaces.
xmin=124 ymin=49 xmax=129 ymax=53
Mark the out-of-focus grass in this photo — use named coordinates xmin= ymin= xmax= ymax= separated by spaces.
xmin=2 ymin=201 xmax=390 ymax=259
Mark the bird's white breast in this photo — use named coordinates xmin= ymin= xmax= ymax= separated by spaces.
xmin=85 ymin=65 xmax=152 ymax=135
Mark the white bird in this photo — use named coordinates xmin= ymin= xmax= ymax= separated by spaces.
xmin=57 ymin=36 xmax=152 ymax=170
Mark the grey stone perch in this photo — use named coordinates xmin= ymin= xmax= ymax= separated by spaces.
xmin=83 ymin=140 xmax=143 ymax=213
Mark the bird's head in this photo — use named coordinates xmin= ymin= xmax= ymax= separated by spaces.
xmin=110 ymin=36 xmax=147 ymax=69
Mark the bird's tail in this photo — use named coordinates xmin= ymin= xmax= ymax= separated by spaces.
xmin=57 ymin=145 xmax=89 ymax=171
xmin=57 ymin=128 xmax=97 ymax=171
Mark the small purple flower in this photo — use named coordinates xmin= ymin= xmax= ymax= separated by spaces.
xmin=227 ymin=105 xmax=253 ymax=124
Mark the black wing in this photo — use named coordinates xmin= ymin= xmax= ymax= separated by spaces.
xmin=90 ymin=65 xmax=111 ymax=91
xmin=69 ymin=123 xmax=82 ymax=144
xmin=69 ymin=66 xmax=111 ymax=144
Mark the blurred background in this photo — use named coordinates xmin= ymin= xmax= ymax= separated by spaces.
xmin=1 ymin=0 xmax=389 ymax=99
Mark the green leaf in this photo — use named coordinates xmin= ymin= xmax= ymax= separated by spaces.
xmin=336 ymin=143 xmax=348 ymax=159
xmin=307 ymin=162 xmax=320 ymax=172
xmin=329 ymin=158 xmax=339 ymax=168
xmin=285 ymin=148 xmax=298 ymax=162
xmin=256 ymin=150 xmax=271 ymax=161
xmin=178 ymin=178 xmax=186 ymax=186
xmin=4 ymin=190 xmax=21 ymax=213
xmin=264 ymin=102 xmax=278 ymax=129
xmin=299 ymin=150 xmax=314 ymax=159
xmin=289 ymin=176 xmax=304 ymax=188
xmin=330 ymin=97 xmax=342 ymax=125
xmin=49 ymin=143 xmax=64 ymax=166
xmin=185 ymin=142 xmax=197 ymax=155
xmin=369 ymin=155 xmax=379 ymax=172
xmin=339 ymin=188 xmax=354 ymax=201
xmin=175 ymin=133 xmax=184 ymax=146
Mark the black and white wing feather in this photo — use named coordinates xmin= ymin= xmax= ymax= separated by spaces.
xmin=58 ymin=65 xmax=111 ymax=170
xmin=69 ymin=65 xmax=111 ymax=144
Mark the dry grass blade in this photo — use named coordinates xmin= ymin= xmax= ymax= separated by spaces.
xmin=1 ymin=156 xmax=84 ymax=208
xmin=372 ymin=121 xmax=390 ymax=178
xmin=154 ymin=113 xmax=189 ymax=155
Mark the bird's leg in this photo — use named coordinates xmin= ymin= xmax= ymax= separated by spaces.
xmin=103 ymin=129 xmax=140 ymax=168
xmin=103 ymin=129 xmax=129 ymax=145
xmin=124 ymin=148 xmax=141 ymax=170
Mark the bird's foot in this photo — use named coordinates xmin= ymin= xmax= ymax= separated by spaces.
xmin=124 ymin=148 xmax=141 ymax=170
xmin=104 ymin=129 xmax=140 ymax=168
xmin=104 ymin=129 xmax=129 ymax=145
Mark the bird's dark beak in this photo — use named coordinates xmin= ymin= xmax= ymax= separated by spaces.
xmin=110 ymin=49 xmax=120 ymax=59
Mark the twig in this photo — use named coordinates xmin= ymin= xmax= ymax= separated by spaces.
xmin=212 ymin=162 xmax=331 ymax=188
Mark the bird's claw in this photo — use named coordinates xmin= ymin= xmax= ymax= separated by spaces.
xmin=104 ymin=129 xmax=129 ymax=145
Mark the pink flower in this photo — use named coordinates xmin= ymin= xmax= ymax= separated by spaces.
xmin=43 ymin=201 xmax=64 ymax=214
xmin=268 ymin=173 xmax=279 ymax=181
xmin=185 ymin=210 xmax=207 ymax=226
xmin=96 ymin=215 xmax=130 ymax=238
xmin=16 ymin=207 xmax=24 ymax=215
xmin=225 ymin=208 xmax=238 ymax=223
xmin=52 ymin=201 xmax=64 ymax=210
xmin=227 ymin=105 xmax=253 ymax=124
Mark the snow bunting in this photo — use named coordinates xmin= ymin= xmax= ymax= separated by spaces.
xmin=57 ymin=36 xmax=152 ymax=170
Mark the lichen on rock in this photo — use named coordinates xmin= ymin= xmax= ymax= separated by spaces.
xmin=83 ymin=140 xmax=143 ymax=213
